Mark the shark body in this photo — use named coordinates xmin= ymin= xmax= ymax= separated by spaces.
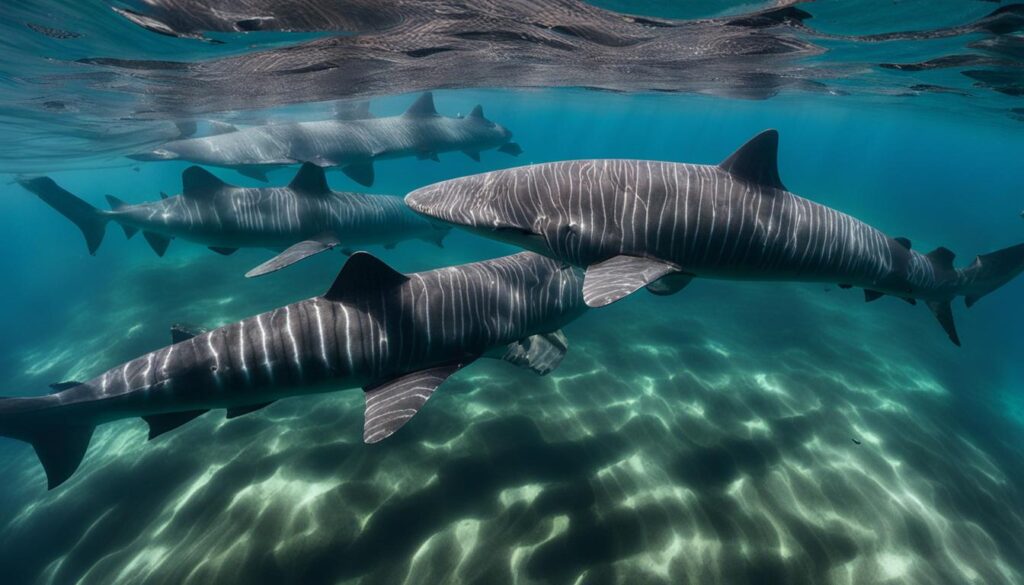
xmin=128 ymin=93 xmax=522 ymax=186
xmin=0 ymin=252 xmax=585 ymax=489
xmin=22 ymin=163 xmax=449 ymax=276
xmin=406 ymin=130 xmax=1024 ymax=345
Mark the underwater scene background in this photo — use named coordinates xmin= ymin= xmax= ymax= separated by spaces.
xmin=1 ymin=2 xmax=1023 ymax=584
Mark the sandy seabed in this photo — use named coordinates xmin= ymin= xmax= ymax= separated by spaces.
xmin=0 ymin=251 xmax=1021 ymax=585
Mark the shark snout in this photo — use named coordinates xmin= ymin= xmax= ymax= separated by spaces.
xmin=405 ymin=179 xmax=493 ymax=229
xmin=405 ymin=184 xmax=450 ymax=221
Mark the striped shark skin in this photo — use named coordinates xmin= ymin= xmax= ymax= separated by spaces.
xmin=127 ymin=93 xmax=523 ymax=186
xmin=406 ymin=130 xmax=1024 ymax=346
xmin=20 ymin=163 xmax=449 ymax=277
xmin=0 ymin=251 xmax=585 ymax=490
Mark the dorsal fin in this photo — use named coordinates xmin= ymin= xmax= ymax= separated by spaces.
xmin=324 ymin=252 xmax=409 ymax=302
xmin=404 ymin=92 xmax=437 ymax=117
xmin=49 ymin=381 xmax=83 ymax=393
xmin=895 ymin=237 xmax=912 ymax=250
xmin=207 ymin=120 xmax=238 ymax=135
xmin=288 ymin=162 xmax=330 ymax=194
xmin=181 ymin=166 xmax=228 ymax=198
xmin=467 ymin=105 xmax=484 ymax=119
xmin=926 ymin=246 xmax=956 ymax=270
xmin=171 ymin=323 xmax=207 ymax=343
xmin=719 ymin=129 xmax=786 ymax=190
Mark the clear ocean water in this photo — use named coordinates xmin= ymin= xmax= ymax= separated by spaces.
xmin=1 ymin=2 xmax=1023 ymax=584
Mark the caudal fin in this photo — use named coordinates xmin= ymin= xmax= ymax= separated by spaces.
xmin=0 ymin=396 xmax=95 ymax=490
xmin=19 ymin=177 xmax=109 ymax=255
xmin=961 ymin=243 xmax=1024 ymax=308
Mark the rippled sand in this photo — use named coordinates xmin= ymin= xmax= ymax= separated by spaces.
xmin=0 ymin=250 xmax=1021 ymax=584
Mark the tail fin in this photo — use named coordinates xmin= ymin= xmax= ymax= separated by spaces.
xmin=0 ymin=396 xmax=95 ymax=490
xmin=19 ymin=177 xmax=109 ymax=255
xmin=961 ymin=243 xmax=1024 ymax=308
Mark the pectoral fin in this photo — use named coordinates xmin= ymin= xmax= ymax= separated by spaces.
xmin=498 ymin=331 xmax=569 ymax=375
xmin=143 ymin=231 xmax=171 ymax=256
xmin=236 ymin=167 xmax=269 ymax=182
xmin=362 ymin=361 xmax=473 ymax=444
xmin=864 ymin=289 xmax=884 ymax=302
xmin=342 ymin=162 xmax=375 ymax=187
xmin=226 ymin=401 xmax=274 ymax=419
xmin=144 ymin=410 xmax=209 ymax=440
xmin=927 ymin=300 xmax=961 ymax=347
xmin=646 ymin=272 xmax=694 ymax=296
xmin=498 ymin=142 xmax=523 ymax=156
xmin=583 ymin=256 xmax=681 ymax=308
xmin=246 ymin=234 xmax=341 ymax=278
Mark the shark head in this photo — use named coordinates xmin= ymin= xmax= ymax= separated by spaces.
xmin=405 ymin=170 xmax=554 ymax=256
xmin=127 ymin=147 xmax=180 ymax=161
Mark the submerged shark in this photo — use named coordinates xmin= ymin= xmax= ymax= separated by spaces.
xmin=406 ymin=130 xmax=1024 ymax=346
xmin=21 ymin=163 xmax=449 ymax=277
xmin=0 ymin=251 xmax=585 ymax=490
xmin=128 ymin=93 xmax=522 ymax=186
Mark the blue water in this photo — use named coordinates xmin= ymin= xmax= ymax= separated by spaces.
xmin=2 ymin=2 xmax=1024 ymax=584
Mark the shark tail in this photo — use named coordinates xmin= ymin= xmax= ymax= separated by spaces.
xmin=913 ymin=242 xmax=1024 ymax=347
xmin=19 ymin=177 xmax=110 ymax=255
xmin=0 ymin=394 xmax=95 ymax=490
xmin=961 ymin=243 xmax=1024 ymax=308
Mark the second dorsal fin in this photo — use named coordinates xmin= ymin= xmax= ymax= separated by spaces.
xmin=171 ymin=323 xmax=207 ymax=343
xmin=926 ymin=246 xmax=956 ymax=271
xmin=182 ymin=166 xmax=228 ymax=198
xmin=324 ymin=252 xmax=409 ymax=302
xmin=719 ymin=129 xmax=786 ymax=191
xmin=404 ymin=92 xmax=438 ymax=117
xmin=288 ymin=163 xmax=330 ymax=194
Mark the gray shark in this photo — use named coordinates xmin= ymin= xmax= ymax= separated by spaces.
xmin=406 ymin=130 xmax=1024 ymax=346
xmin=21 ymin=163 xmax=449 ymax=277
xmin=0 ymin=251 xmax=585 ymax=490
xmin=128 ymin=93 xmax=522 ymax=186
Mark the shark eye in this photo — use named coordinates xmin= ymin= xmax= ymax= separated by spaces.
xmin=560 ymin=223 xmax=580 ymax=237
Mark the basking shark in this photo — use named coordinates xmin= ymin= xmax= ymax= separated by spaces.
xmin=0 ymin=251 xmax=585 ymax=490
xmin=406 ymin=130 xmax=1024 ymax=346
xmin=128 ymin=93 xmax=523 ymax=186
xmin=21 ymin=163 xmax=449 ymax=277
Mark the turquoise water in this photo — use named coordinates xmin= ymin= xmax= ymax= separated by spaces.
xmin=2 ymin=2 xmax=1024 ymax=584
